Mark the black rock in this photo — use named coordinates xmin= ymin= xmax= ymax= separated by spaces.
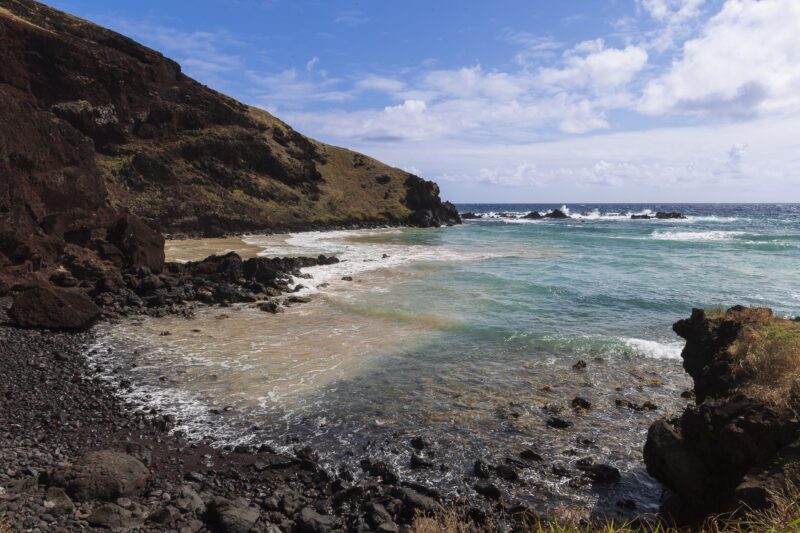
xmin=655 ymin=211 xmax=686 ymax=219
xmin=576 ymin=458 xmax=621 ymax=484
xmin=547 ymin=417 xmax=573 ymax=429
xmin=474 ymin=480 xmax=501 ymax=500
xmin=572 ymin=397 xmax=591 ymax=410
xmin=519 ymin=449 xmax=542 ymax=462
xmin=473 ymin=459 xmax=491 ymax=478
xmin=410 ymin=436 xmax=427 ymax=450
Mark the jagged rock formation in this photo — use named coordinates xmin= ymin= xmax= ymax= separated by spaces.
xmin=644 ymin=307 xmax=800 ymax=525
xmin=0 ymin=0 xmax=459 ymax=300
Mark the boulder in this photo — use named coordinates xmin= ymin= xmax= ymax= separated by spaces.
xmin=186 ymin=252 xmax=243 ymax=282
xmin=546 ymin=416 xmax=572 ymax=429
xmin=43 ymin=486 xmax=74 ymax=516
xmin=523 ymin=211 xmax=542 ymax=219
xmin=87 ymin=503 xmax=143 ymax=531
xmin=460 ymin=212 xmax=482 ymax=219
xmin=9 ymin=286 xmax=100 ymax=330
xmin=206 ymin=497 xmax=260 ymax=533
xmin=630 ymin=214 xmax=651 ymax=220
xmin=257 ymin=301 xmax=283 ymax=314
xmin=48 ymin=450 xmax=149 ymax=501
xmin=107 ymin=215 xmax=165 ymax=273
xmin=297 ymin=506 xmax=337 ymax=533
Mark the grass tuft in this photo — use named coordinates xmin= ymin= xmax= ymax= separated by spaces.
xmin=710 ymin=307 xmax=800 ymax=409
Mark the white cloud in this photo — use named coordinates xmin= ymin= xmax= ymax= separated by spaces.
xmin=637 ymin=0 xmax=707 ymax=51
xmin=640 ymin=0 xmax=706 ymax=22
xmin=246 ymin=69 xmax=353 ymax=107
xmin=305 ymin=57 xmax=319 ymax=71
xmin=354 ymin=116 xmax=800 ymax=201
xmin=355 ymin=75 xmax=406 ymax=94
xmin=640 ymin=0 xmax=800 ymax=117
xmin=102 ymin=20 xmax=243 ymax=82
xmin=537 ymin=40 xmax=648 ymax=94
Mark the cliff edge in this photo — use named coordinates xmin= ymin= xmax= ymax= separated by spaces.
xmin=644 ymin=307 xmax=800 ymax=525
xmin=0 ymin=0 xmax=459 ymax=297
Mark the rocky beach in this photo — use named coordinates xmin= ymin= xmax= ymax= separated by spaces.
xmin=2 ymin=0 xmax=800 ymax=531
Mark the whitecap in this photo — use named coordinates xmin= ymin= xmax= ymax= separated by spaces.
xmin=650 ymin=230 xmax=746 ymax=242
xmin=623 ymin=338 xmax=684 ymax=360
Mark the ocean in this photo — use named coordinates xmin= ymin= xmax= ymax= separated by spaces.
xmin=89 ymin=203 xmax=800 ymax=518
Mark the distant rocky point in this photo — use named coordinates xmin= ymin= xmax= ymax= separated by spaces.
xmin=631 ymin=212 xmax=686 ymax=220
xmin=523 ymin=209 xmax=570 ymax=219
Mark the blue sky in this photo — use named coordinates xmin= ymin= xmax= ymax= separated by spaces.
xmin=48 ymin=0 xmax=800 ymax=202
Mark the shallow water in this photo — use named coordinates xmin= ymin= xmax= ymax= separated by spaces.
xmin=89 ymin=204 xmax=800 ymax=518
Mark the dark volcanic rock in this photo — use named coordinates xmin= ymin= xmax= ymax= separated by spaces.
xmin=576 ymin=458 xmax=621 ymax=484
xmin=523 ymin=211 xmax=543 ymax=219
xmin=544 ymin=209 xmax=570 ymax=219
xmin=547 ymin=416 xmax=573 ymax=429
xmin=207 ymin=497 xmax=260 ymax=533
xmin=107 ymin=214 xmax=165 ymax=273
xmin=655 ymin=211 xmax=686 ymax=219
xmin=474 ymin=480 xmax=501 ymax=500
xmin=48 ymin=450 xmax=149 ymax=501
xmin=644 ymin=307 xmax=800 ymax=525
xmin=630 ymin=214 xmax=651 ymax=219
xmin=460 ymin=212 xmax=482 ymax=219
xmin=9 ymin=286 xmax=100 ymax=330
xmin=87 ymin=503 xmax=143 ymax=530
xmin=404 ymin=176 xmax=461 ymax=227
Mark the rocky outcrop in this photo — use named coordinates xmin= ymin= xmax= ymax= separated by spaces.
xmin=106 ymin=215 xmax=165 ymax=273
xmin=9 ymin=286 xmax=101 ymax=330
xmin=545 ymin=209 xmax=570 ymax=219
xmin=630 ymin=212 xmax=685 ymax=220
xmin=644 ymin=307 xmax=800 ymax=525
xmin=404 ymin=176 xmax=461 ymax=227
xmin=655 ymin=212 xmax=686 ymax=219
xmin=0 ymin=0 xmax=459 ymax=302
xmin=523 ymin=210 xmax=570 ymax=220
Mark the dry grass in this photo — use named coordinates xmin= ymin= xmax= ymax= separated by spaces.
xmin=409 ymin=483 xmax=800 ymax=533
xmin=706 ymin=307 xmax=800 ymax=409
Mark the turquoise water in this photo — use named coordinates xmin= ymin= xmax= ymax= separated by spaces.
xmin=93 ymin=203 xmax=800 ymax=518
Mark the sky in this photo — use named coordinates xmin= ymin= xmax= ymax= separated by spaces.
xmin=47 ymin=0 xmax=800 ymax=203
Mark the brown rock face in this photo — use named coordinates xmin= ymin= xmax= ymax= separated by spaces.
xmin=0 ymin=0 xmax=459 ymax=300
xmin=9 ymin=286 xmax=101 ymax=330
xmin=107 ymin=214 xmax=165 ymax=273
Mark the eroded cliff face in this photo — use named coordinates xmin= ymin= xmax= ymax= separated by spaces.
xmin=644 ymin=307 xmax=800 ymax=525
xmin=0 ymin=0 xmax=459 ymax=297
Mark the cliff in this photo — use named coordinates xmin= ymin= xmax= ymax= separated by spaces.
xmin=644 ymin=307 xmax=800 ymax=525
xmin=0 ymin=0 xmax=459 ymax=296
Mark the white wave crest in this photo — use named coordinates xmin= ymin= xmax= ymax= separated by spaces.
xmin=650 ymin=230 xmax=745 ymax=242
xmin=624 ymin=338 xmax=684 ymax=360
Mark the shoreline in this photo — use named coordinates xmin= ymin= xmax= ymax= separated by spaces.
xmin=0 ymin=324 xmax=455 ymax=532
xmin=0 ymin=238 xmax=675 ymax=531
